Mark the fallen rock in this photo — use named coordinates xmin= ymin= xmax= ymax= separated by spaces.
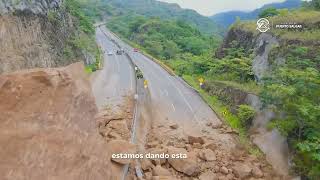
xmin=147 ymin=141 xmax=159 ymax=148
xmin=108 ymin=140 xmax=136 ymax=165
xmin=192 ymin=142 xmax=203 ymax=149
xmin=145 ymin=172 xmax=153 ymax=180
xmin=175 ymin=142 xmax=186 ymax=148
xmin=107 ymin=131 xmax=122 ymax=139
xmin=199 ymin=171 xmax=218 ymax=180
xmin=252 ymin=166 xmax=264 ymax=178
xmin=188 ymin=135 xmax=205 ymax=145
xmin=226 ymin=174 xmax=234 ymax=180
xmin=224 ymin=127 xmax=238 ymax=134
xmin=185 ymin=144 xmax=193 ymax=151
xmin=141 ymin=159 xmax=154 ymax=171
xmin=148 ymin=148 xmax=168 ymax=165
xmin=169 ymin=124 xmax=179 ymax=129
xmin=198 ymin=149 xmax=216 ymax=161
xmin=233 ymin=162 xmax=252 ymax=179
xmin=204 ymin=143 xmax=217 ymax=151
xmin=167 ymin=147 xmax=200 ymax=176
xmin=212 ymin=123 xmax=222 ymax=129
xmin=220 ymin=166 xmax=229 ymax=175
xmin=95 ymin=111 xmax=124 ymax=127
xmin=152 ymin=165 xmax=172 ymax=176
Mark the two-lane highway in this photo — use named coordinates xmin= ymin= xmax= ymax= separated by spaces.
xmin=92 ymin=27 xmax=135 ymax=110
xmin=100 ymin=26 xmax=223 ymax=136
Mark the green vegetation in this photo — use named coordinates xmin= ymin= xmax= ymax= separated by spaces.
xmin=261 ymin=44 xmax=320 ymax=178
xmin=59 ymin=0 xmax=101 ymax=73
xmin=259 ymin=7 xmax=280 ymax=18
xmin=47 ymin=10 xmax=60 ymax=25
xmin=107 ymin=15 xmax=219 ymax=60
xmin=78 ymin=0 xmax=222 ymax=35
xmin=237 ymin=9 xmax=320 ymax=40
xmin=237 ymin=105 xmax=255 ymax=129
xmin=64 ymin=0 xmax=94 ymax=34
xmin=233 ymin=6 xmax=320 ymax=177
xmin=303 ymin=0 xmax=320 ymax=10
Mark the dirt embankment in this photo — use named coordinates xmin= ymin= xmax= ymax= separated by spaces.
xmin=0 ymin=0 xmax=85 ymax=74
xmin=0 ymin=63 xmax=118 ymax=180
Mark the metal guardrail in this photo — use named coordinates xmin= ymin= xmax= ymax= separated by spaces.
xmin=98 ymin=26 xmax=141 ymax=180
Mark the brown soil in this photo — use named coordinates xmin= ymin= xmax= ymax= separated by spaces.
xmin=0 ymin=63 xmax=116 ymax=180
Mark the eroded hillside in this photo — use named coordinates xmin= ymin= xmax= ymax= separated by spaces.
xmin=0 ymin=63 xmax=118 ymax=179
xmin=0 ymin=0 xmax=98 ymax=74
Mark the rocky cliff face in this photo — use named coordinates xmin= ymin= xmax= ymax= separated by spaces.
xmin=216 ymin=28 xmax=282 ymax=81
xmin=0 ymin=0 xmax=80 ymax=74
xmin=214 ymin=28 xmax=293 ymax=175
xmin=0 ymin=0 xmax=62 ymax=15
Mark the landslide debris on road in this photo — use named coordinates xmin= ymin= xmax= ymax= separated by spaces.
xmin=0 ymin=63 xmax=119 ymax=180
xmin=136 ymin=121 xmax=285 ymax=180
xmin=94 ymin=94 xmax=137 ymax=178
xmin=96 ymin=96 xmax=134 ymax=142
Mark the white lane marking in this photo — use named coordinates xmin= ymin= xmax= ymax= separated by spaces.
xmin=131 ymin=48 xmax=203 ymax=126
xmin=114 ymin=55 xmax=120 ymax=73
xmin=130 ymin=66 xmax=134 ymax=91
xmin=164 ymin=89 xmax=169 ymax=96
xmin=137 ymin=53 xmax=201 ymax=123
xmin=171 ymin=103 xmax=176 ymax=112
xmin=132 ymin=54 xmax=163 ymax=83
xmin=102 ymin=28 xmax=205 ymax=128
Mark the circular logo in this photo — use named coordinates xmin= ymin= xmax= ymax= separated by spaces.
xmin=256 ymin=18 xmax=270 ymax=33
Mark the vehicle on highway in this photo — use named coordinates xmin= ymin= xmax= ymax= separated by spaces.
xmin=136 ymin=69 xmax=143 ymax=79
xmin=133 ymin=48 xmax=139 ymax=52
xmin=116 ymin=49 xmax=125 ymax=55
xmin=107 ymin=51 xmax=113 ymax=56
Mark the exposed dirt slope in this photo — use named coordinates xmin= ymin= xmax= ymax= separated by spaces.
xmin=0 ymin=63 xmax=115 ymax=180
xmin=0 ymin=12 xmax=78 ymax=74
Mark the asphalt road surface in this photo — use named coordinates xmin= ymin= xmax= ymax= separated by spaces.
xmin=99 ymin=26 xmax=221 ymax=135
xmin=92 ymin=27 xmax=135 ymax=110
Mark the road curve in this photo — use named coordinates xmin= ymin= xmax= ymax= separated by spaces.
xmin=92 ymin=27 xmax=135 ymax=110
xmin=100 ymin=26 xmax=222 ymax=136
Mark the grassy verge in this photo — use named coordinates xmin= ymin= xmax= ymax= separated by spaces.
xmin=183 ymin=75 xmax=263 ymax=157
xmin=84 ymin=46 xmax=103 ymax=74
xmin=209 ymin=79 xmax=261 ymax=95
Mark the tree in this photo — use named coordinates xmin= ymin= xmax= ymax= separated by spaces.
xmin=129 ymin=16 xmax=147 ymax=33
xmin=259 ymin=7 xmax=279 ymax=18
xmin=144 ymin=40 xmax=163 ymax=58
xmin=261 ymin=67 xmax=320 ymax=178
xmin=311 ymin=0 xmax=320 ymax=9
xmin=163 ymin=40 xmax=180 ymax=59
xmin=237 ymin=105 xmax=255 ymax=128
xmin=178 ymin=37 xmax=208 ymax=55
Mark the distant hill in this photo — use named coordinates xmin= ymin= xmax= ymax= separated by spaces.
xmin=84 ymin=0 xmax=222 ymax=35
xmin=210 ymin=0 xmax=302 ymax=28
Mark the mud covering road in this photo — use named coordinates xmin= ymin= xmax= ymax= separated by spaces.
xmin=0 ymin=63 xmax=117 ymax=180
